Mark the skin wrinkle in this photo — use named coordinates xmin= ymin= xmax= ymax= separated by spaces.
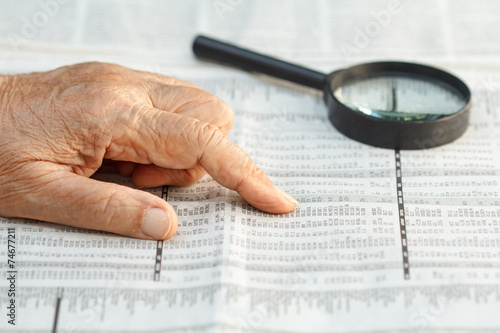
xmin=149 ymin=112 xmax=192 ymax=166
xmin=107 ymin=105 xmax=161 ymax=163
xmin=8 ymin=101 xmax=37 ymax=141
xmin=0 ymin=159 xmax=27 ymax=187
xmin=0 ymin=164 xmax=65 ymax=207
xmin=0 ymin=76 xmax=15 ymax=122
xmin=151 ymin=85 xmax=234 ymax=136
xmin=77 ymin=102 xmax=115 ymax=165
xmin=14 ymin=83 xmax=80 ymax=165
xmin=0 ymin=62 xmax=295 ymax=240
xmin=168 ymin=91 xmax=195 ymax=113
xmin=181 ymin=97 xmax=233 ymax=134
xmin=30 ymin=175 xmax=92 ymax=222
xmin=103 ymin=113 xmax=138 ymax=161
xmin=197 ymin=122 xmax=225 ymax=168
xmin=96 ymin=188 xmax=121 ymax=230
xmin=161 ymin=87 xmax=211 ymax=114
xmin=100 ymin=190 xmax=151 ymax=233
xmin=222 ymin=141 xmax=262 ymax=192
xmin=27 ymin=170 xmax=99 ymax=219
xmin=6 ymin=122 xmax=47 ymax=161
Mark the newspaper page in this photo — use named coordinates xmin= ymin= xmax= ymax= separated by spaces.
xmin=1 ymin=0 xmax=500 ymax=332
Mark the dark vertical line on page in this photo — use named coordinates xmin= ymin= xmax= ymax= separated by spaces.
xmin=154 ymin=186 xmax=168 ymax=281
xmin=52 ymin=288 xmax=63 ymax=333
xmin=161 ymin=185 xmax=169 ymax=202
xmin=154 ymin=240 xmax=164 ymax=282
xmin=395 ymin=149 xmax=410 ymax=280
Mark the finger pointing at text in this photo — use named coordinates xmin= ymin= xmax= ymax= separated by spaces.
xmin=0 ymin=62 xmax=297 ymax=240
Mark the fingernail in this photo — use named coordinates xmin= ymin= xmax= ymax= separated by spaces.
xmin=141 ymin=208 xmax=171 ymax=239
xmin=276 ymin=187 xmax=298 ymax=205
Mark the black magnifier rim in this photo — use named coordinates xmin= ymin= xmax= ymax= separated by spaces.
xmin=324 ymin=61 xmax=471 ymax=150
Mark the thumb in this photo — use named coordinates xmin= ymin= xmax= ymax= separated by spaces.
xmin=4 ymin=166 xmax=177 ymax=240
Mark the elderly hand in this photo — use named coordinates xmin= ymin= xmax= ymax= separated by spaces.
xmin=0 ymin=62 xmax=296 ymax=240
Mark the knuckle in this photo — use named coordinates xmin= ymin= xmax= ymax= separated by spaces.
xmin=236 ymin=162 xmax=266 ymax=192
xmin=247 ymin=163 xmax=266 ymax=181
xmin=208 ymin=96 xmax=235 ymax=127
xmin=191 ymin=91 xmax=234 ymax=126
xmin=195 ymin=121 xmax=226 ymax=165
xmin=197 ymin=122 xmax=225 ymax=147
xmin=96 ymin=187 xmax=153 ymax=235
xmin=97 ymin=189 xmax=122 ymax=230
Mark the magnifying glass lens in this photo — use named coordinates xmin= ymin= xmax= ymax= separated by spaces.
xmin=332 ymin=74 xmax=468 ymax=121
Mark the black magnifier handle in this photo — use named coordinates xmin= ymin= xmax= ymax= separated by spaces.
xmin=193 ymin=35 xmax=327 ymax=90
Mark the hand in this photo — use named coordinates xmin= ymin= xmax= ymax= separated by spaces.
xmin=0 ymin=62 xmax=296 ymax=239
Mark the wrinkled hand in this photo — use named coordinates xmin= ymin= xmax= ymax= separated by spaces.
xmin=0 ymin=62 xmax=296 ymax=239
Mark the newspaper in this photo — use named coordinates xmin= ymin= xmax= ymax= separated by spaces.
xmin=1 ymin=0 xmax=500 ymax=332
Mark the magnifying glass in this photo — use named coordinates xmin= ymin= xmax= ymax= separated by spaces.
xmin=192 ymin=35 xmax=471 ymax=150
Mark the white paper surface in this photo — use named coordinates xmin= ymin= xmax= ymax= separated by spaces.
xmin=1 ymin=0 xmax=500 ymax=332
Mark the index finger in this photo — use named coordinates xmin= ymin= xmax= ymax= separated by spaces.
xmin=108 ymin=107 xmax=297 ymax=214
xmin=195 ymin=123 xmax=298 ymax=214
